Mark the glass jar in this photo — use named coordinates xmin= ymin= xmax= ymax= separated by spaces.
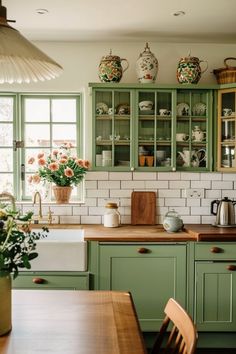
xmin=104 ymin=203 xmax=121 ymax=228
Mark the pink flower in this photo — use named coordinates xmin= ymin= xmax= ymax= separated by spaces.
xmin=48 ymin=162 xmax=59 ymax=171
xmin=60 ymin=154 xmax=68 ymax=160
xmin=28 ymin=175 xmax=33 ymax=183
xmin=32 ymin=174 xmax=41 ymax=184
xmin=76 ymin=159 xmax=84 ymax=167
xmin=37 ymin=152 xmax=44 ymax=159
xmin=52 ymin=149 xmax=59 ymax=156
xmin=64 ymin=142 xmax=73 ymax=149
xmin=59 ymin=158 xmax=67 ymax=164
xmin=38 ymin=158 xmax=46 ymax=166
xmin=64 ymin=167 xmax=74 ymax=177
xmin=83 ymin=160 xmax=90 ymax=169
xmin=28 ymin=157 xmax=35 ymax=164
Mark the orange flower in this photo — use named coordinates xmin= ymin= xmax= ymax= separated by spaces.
xmin=76 ymin=159 xmax=84 ymax=167
xmin=64 ymin=167 xmax=74 ymax=177
xmin=28 ymin=175 xmax=33 ymax=183
xmin=28 ymin=157 xmax=35 ymax=164
xmin=32 ymin=174 xmax=41 ymax=184
xmin=48 ymin=162 xmax=59 ymax=171
xmin=60 ymin=154 xmax=68 ymax=160
xmin=83 ymin=160 xmax=90 ymax=169
xmin=38 ymin=158 xmax=46 ymax=166
xmin=37 ymin=152 xmax=44 ymax=159
xmin=52 ymin=149 xmax=59 ymax=156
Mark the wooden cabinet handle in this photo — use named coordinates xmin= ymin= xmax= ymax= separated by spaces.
xmin=210 ymin=247 xmax=223 ymax=253
xmin=32 ymin=277 xmax=46 ymax=284
xmin=137 ymin=247 xmax=150 ymax=254
xmin=227 ymin=265 xmax=236 ymax=271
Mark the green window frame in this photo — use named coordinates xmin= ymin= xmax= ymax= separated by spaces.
xmin=0 ymin=93 xmax=83 ymax=202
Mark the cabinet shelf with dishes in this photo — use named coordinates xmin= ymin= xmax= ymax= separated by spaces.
xmin=90 ymin=83 xmax=214 ymax=172
xmin=216 ymin=88 xmax=236 ymax=171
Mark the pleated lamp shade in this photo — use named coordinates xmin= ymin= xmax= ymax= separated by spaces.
xmin=0 ymin=2 xmax=63 ymax=84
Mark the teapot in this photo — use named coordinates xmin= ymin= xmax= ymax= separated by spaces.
xmin=177 ymin=54 xmax=208 ymax=84
xmin=98 ymin=50 xmax=129 ymax=83
xmin=178 ymin=149 xmax=206 ymax=167
xmin=192 ymin=126 xmax=206 ymax=142
xmin=163 ymin=210 xmax=183 ymax=233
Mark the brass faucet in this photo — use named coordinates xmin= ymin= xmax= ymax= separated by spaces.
xmin=33 ymin=191 xmax=43 ymax=220
xmin=0 ymin=192 xmax=16 ymax=211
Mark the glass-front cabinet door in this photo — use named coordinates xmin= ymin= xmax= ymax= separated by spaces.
xmin=176 ymin=89 xmax=212 ymax=170
xmin=217 ymin=88 xmax=236 ymax=171
xmin=136 ymin=89 xmax=174 ymax=170
xmin=92 ymin=88 xmax=133 ymax=170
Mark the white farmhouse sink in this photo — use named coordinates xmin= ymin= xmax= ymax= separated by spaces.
xmin=29 ymin=228 xmax=87 ymax=271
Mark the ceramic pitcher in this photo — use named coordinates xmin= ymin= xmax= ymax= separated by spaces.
xmin=98 ymin=50 xmax=129 ymax=83
xmin=177 ymin=54 xmax=208 ymax=84
xmin=136 ymin=43 xmax=158 ymax=83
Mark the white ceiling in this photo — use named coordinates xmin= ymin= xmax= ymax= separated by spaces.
xmin=4 ymin=0 xmax=236 ymax=43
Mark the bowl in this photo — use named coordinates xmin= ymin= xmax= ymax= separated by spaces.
xmin=139 ymin=101 xmax=153 ymax=111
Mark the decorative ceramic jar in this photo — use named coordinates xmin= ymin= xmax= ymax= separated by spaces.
xmin=0 ymin=274 xmax=12 ymax=336
xmin=177 ymin=54 xmax=208 ymax=84
xmin=98 ymin=50 xmax=129 ymax=83
xmin=163 ymin=210 xmax=183 ymax=233
xmin=136 ymin=43 xmax=158 ymax=83
xmin=103 ymin=202 xmax=121 ymax=228
xmin=52 ymin=185 xmax=72 ymax=204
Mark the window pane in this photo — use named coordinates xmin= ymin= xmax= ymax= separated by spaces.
xmin=52 ymin=124 xmax=76 ymax=146
xmin=25 ymin=124 xmax=50 ymax=147
xmin=52 ymin=99 xmax=76 ymax=122
xmin=25 ymin=99 xmax=50 ymax=122
xmin=0 ymin=97 xmax=14 ymax=121
xmin=0 ymin=124 xmax=13 ymax=146
xmin=0 ymin=149 xmax=13 ymax=172
xmin=0 ymin=174 xmax=13 ymax=193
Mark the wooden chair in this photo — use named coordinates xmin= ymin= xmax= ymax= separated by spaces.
xmin=150 ymin=298 xmax=198 ymax=354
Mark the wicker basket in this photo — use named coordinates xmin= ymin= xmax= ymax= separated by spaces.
xmin=213 ymin=57 xmax=236 ymax=84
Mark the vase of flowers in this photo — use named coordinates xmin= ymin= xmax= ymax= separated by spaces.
xmin=0 ymin=204 xmax=47 ymax=335
xmin=28 ymin=143 xmax=90 ymax=204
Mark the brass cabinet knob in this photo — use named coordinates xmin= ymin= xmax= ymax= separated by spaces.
xmin=227 ymin=265 xmax=236 ymax=271
xmin=32 ymin=277 xmax=46 ymax=284
xmin=137 ymin=247 xmax=150 ymax=254
xmin=210 ymin=247 xmax=223 ymax=253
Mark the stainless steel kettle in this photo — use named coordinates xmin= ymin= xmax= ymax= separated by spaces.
xmin=211 ymin=197 xmax=236 ymax=226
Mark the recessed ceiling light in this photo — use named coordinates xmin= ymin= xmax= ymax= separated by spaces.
xmin=36 ymin=8 xmax=49 ymax=15
xmin=173 ymin=11 xmax=186 ymax=17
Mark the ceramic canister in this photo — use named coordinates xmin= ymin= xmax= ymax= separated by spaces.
xmin=136 ymin=43 xmax=158 ymax=83
xmin=176 ymin=54 xmax=208 ymax=84
xmin=98 ymin=50 xmax=129 ymax=83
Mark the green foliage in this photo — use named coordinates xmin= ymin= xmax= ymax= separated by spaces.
xmin=0 ymin=204 xmax=48 ymax=279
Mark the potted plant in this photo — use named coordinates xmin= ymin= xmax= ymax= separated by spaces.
xmin=0 ymin=204 xmax=48 ymax=335
xmin=28 ymin=142 xmax=90 ymax=203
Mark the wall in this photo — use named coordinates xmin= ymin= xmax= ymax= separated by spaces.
xmin=3 ymin=41 xmax=236 ymax=224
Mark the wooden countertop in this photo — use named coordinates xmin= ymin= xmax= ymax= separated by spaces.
xmin=0 ymin=290 xmax=147 ymax=354
xmin=30 ymin=224 xmax=236 ymax=242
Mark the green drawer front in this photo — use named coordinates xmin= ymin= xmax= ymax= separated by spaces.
xmin=195 ymin=243 xmax=236 ymax=260
xmin=13 ymin=273 xmax=89 ymax=290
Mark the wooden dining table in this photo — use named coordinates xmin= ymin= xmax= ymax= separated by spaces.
xmin=0 ymin=290 xmax=147 ymax=354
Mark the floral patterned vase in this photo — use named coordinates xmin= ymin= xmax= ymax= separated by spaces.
xmin=52 ymin=186 xmax=72 ymax=204
xmin=0 ymin=274 xmax=12 ymax=336
xmin=177 ymin=55 xmax=208 ymax=84
xmin=98 ymin=50 xmax=129 ymax=83
xmin=136 ymin=43 xmax=158 ymax=83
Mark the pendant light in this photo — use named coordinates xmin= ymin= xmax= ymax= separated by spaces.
xmin=0 ymin=1 xmax=63 ymax=84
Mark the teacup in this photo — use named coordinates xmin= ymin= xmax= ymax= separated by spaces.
xmin=159 ymin=108 xmax=170 ymax=116
xmin=108 ymin=107 xmax=114 ymax=115
xmin=176 ymin=133 xmax=189 ymax=142
xmin=139 ymin=101 xmax=153 ymax=111
xmin=223 ymin=108 xmax=232 ymax=116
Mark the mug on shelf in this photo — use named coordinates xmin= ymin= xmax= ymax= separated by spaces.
xmin=223 ymin=108 xmax=232 ymax=116
xmin=176 ymin=133 xmax=189 ymax=142
xmin=159 ymin=108 xmax=170 ymax=116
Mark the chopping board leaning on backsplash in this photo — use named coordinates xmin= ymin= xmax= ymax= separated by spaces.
xmin=131 ymin=191 xmax=156 ymax=225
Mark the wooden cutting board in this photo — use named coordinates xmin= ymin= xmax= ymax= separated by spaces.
xmin=131 ymin=191 xmax=156 ymax=225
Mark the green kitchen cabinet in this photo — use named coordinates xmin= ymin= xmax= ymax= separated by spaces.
xmin=194 ymin=242 xmax=236 ymax=331
xmin=90 ymin=83 xmax=214 ymax=172
xmin=12 ymin=271 xmax=90 ymax=290
xmin=97 ymin=242 xmax=187 ymax=331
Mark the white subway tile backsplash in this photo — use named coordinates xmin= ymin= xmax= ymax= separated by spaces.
xmin=158 ymin=172 xmax=181 ymax=180
xmin=109 ymin=172 xmax=132 ymax=180
xmin=133 ymin=172 xmax=156 ymax=180
xmin=212 ymin=181 xmax=233 ymax=190
xmin=17 ymin=172 xmax=236 ymax=225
